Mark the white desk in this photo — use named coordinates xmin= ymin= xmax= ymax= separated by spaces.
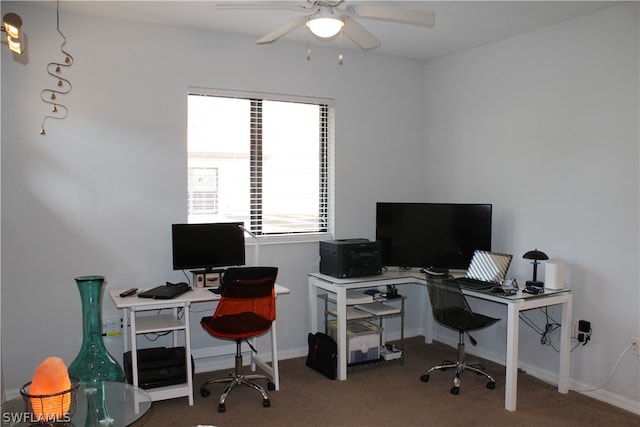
xmin=308 ymin=271 xmax=572 ymax=411
xmin=109 ymin=284 xmax=289 ymax=405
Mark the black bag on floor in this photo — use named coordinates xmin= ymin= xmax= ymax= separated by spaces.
xmin=306 ymin=332 xmax=337 ymax=380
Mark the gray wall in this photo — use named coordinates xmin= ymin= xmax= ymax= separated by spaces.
xmin=1 ymin=1 xmax=638 ymax=413
xmin=422 ymin=4 xmax=639 ymax=410
xmin=1 ymin=0 xmax=425 ymax=393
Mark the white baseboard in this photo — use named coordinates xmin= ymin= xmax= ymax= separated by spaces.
xmin=188 ymin=336 xmax=640 ymax=417
xmin=193 ymin=345 xmax=308 ymax=374
xmin=421 ymin=330 xmax=640 ymax=416
xmin=522 ymin=363 xmax=640 ymax=416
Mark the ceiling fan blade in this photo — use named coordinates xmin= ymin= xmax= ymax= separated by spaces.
xmin=347 ymin=5 xmax=435 ymax=28
xmin=257 ymin=16 xmax=308 ymax=44
xmin=216 ymin=2 xmax=311 ymax=12
xmin=341 ymin=16 xmax=380 ymax=51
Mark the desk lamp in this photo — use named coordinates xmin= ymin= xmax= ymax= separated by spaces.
xmin=522 ymin=249 xmax=548 ymax=291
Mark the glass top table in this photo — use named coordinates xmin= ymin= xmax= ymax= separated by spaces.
xmin=2 ymin=381 xmax=152 ymax=426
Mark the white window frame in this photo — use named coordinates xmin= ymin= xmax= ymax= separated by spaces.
xmin=187 ymin=87 xmax=334 ymax=244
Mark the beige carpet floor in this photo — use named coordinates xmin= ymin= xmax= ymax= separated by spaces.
xmin=133 ymin=337 xmax=639 ymax=427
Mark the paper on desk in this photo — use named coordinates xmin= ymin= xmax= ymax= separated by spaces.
xmin=354 ymin=302 xmax=401 ymax=316
xmin=327 ymin=306 xmax=373 ymax=319
xmin=327 ymin=289 xmax=375 ymax=305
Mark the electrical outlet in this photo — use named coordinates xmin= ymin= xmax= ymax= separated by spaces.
xmin=631 ymin=337 xmax=640 ymax=356
xmin=102 ymin=317 xmax=123 ymax=337
xmin=572 ymin=321 xmax=579 ymax=339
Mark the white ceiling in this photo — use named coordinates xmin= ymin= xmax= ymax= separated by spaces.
xmin=32 ymin=1 xmax=622 ymax=61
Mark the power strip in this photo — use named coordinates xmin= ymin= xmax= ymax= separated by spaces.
xmin=380 ymin=346 xmax=402 ymax=361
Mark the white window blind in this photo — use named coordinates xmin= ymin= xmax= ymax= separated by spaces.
xmin=187 ymin=89 xmax=332 ymax=236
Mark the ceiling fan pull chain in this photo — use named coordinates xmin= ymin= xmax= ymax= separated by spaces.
xmin=338 ymin=30 xmax=344 ymax=65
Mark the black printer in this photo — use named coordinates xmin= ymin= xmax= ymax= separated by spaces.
xmin=319 ymin=239 xmax=383 ymax=278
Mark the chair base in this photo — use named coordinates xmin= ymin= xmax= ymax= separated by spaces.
xmin=200 ymin=349 xmax=274 ymax=412
xmin=420 ymin=340 xmax=496 ymax=395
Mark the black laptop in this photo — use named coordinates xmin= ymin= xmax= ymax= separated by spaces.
xmin=138 ymin=283 xmax=191 ymax=299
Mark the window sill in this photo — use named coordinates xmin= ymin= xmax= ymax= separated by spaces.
xmin=246 ymin=232 xmax=333 ymax=246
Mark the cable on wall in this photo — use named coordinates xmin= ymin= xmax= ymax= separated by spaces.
xmin=40 ymin=0 xmax=73 ymax=135
xmin=571 ymin=342 xmax=634 ymax=392
xmin=519 ymin=308 xmax=590 ymax=352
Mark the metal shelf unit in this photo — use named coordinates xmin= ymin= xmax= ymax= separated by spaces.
xmin=319 ymin=293 xmax=405 ymax=370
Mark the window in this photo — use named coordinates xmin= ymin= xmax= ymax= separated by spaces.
xmin=188 ymin=167 xmax=218 ymax=214
xmin=187 ymin=88 xmax=333 ymax=237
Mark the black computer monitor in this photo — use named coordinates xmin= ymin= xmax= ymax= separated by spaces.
xmin=171 ymin=222 xmax=246 ymax=272
xmin=375 ymin=202 xmax=492 ymax=270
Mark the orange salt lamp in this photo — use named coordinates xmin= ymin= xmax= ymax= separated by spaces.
xmin=29 ymin=357 xmax=72 ymax=419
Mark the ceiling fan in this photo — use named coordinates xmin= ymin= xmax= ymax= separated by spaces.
xmin=217 ymin=1 xmax=435 ymax=52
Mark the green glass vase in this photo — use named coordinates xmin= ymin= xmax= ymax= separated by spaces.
xmin=68 ymin=275 xmax=125 ymax=384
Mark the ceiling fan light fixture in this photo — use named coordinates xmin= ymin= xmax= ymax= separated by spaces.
xmin=306 ymin=15 xmax=344 ymax=39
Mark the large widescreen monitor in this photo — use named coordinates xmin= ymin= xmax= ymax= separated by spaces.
xmin=171 ymin=222 xmax=246 ymax=271
xmin=375 ymin=202 xmax=492 ymax=270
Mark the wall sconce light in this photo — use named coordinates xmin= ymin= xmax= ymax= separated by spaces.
xmin=306 ymin=14 xmax=344 ymax=39
xmin=2 ymin=12 xmax=24 ymax=54
xmin=522 ymin=249 xmax=549 ymax=292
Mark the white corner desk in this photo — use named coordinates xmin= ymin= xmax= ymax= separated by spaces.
xmin=109 ymin=284 xmax=289 ymax=406
xmin=308 ymin=270 xmax=572 ymax=411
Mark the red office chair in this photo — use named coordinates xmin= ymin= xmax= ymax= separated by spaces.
xmin=200 ymin=266 xmax=278 ymax=412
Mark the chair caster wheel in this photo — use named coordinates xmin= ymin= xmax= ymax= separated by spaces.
xmin=267 ymin=382 xmax=276 ymax=391
xmin=200 ymin=388 xmax=210 ymax=398
xmin=263 ymin=399 xmax=271 ymax=408
xmin=450 ymin=386 xmax=460 ymax=395
xmin=218 ymin=403 xmax=226 ymax=413
xmin=487 ymin=381 xmax=496 ymax=390
xmin=420 ymin=374 xmax=430 ymax=383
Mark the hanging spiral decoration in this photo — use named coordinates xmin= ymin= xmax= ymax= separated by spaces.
xmin=40 ymin=0 xmax=73 ymax=135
